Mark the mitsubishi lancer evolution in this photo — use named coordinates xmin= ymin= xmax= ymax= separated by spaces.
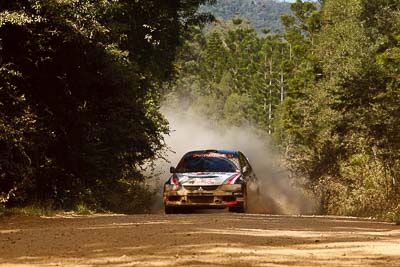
xmin=163 ymin=149 xmax=259 ymax=214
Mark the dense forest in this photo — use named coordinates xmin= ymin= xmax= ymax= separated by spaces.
xmin=0 ymin=0 xmax=215 ymax=213
xmin=1 ymin=0 xmax=399 ymax=221
xmin=199 ymin=0 xmax=292 ymax=33
xmin=166 ymin=0 xmax=400 ymax=220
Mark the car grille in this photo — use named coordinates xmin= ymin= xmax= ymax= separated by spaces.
xmin=188 ymin=196 xmax=214 ymax=203
xmin=184 ymin=185 xmax=219 ymax=191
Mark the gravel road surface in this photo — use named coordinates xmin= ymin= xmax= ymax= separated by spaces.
xmin=1 ymin=213 xmax=399 ymax=266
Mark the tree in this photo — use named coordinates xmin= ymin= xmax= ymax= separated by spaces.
xmin=272 ymin=0 xmax=322 ymax=158
xmin=279 ymin=0 xmax=400 ymax=216
xmin=0 ymin=0 xmax=214 ymax=212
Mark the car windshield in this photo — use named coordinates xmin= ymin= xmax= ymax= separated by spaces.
xmin=175 ymin=156 xmax=237 ymax=173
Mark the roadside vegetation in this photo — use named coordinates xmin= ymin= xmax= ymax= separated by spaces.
xmin=1 ymin=0 xmax=399 ymax=222
xmin=0 ymin=0 xmax=214 ymax=214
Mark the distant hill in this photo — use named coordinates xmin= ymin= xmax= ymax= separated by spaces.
xmin=200 ymin=0 xmax=292 ymax=33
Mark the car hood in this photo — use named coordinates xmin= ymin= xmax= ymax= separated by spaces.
xmin=175 ymin=172 xmax=241 ymax=186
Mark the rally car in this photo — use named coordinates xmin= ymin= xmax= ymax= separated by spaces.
xmin=163 ymin=149 xmax=259 ymax=214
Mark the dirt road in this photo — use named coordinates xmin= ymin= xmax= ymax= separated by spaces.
xmin=1 ymin=212 xmax=399 ymax=266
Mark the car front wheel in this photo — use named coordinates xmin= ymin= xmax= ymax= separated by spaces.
xmin=229 ymin=187 xmax=247 ymax=213
xmin=164 ymin=206 xmax=178 ymax=214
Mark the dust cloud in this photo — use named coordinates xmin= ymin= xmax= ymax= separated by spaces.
xmin=151 ymin=108 xmax=316 ymax=215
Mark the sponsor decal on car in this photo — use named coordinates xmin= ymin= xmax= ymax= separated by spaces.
xmin=225 ymin=173 xmax=241 ymax=184
xmin=192 ymin=153 xmax=235 ymax=158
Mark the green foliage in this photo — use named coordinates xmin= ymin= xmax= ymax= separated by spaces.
xmin=280 ymin=0 xmax=400 ymax=218
xmin=223 ymin=93 xmax=251 ymax=126
xmin=0 ymin=0 xmax=214 ymax=213
xmin=74 ymin=203 xmax=93 ymax=215
xmin=1 ymin=205 xmax=57 ymax=217
xmin=386 ymin=204 xmax=400 ymax=225
xmin=99 ymin=179 xmax=156 ymax=214
xmin=200 ymin=0 xmax=292 ymax=34
xmin=166 ymin=20 xmax=294 ymax=132
xmin=168 ymin=0 xmax=400 ymax=219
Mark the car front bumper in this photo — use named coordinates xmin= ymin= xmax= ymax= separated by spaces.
xmin=163 ymin=189 xmax=244 ymax=208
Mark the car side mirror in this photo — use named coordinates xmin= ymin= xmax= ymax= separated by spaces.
xmin=170 ymin=166 xmax=176 ymax=173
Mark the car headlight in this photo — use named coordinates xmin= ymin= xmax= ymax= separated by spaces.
xmin=164 ymin=174 xmax=182 ymax=192
xmin=219 ymin=184 xmax=242 ymax=192
xmin=164 ymin=184 xmax=181 ymax=192
xmin=164 ymin=184 xmax=172 ymax=192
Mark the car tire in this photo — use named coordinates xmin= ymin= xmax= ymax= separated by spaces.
xmin=229 ymin=187 xmax=248 ymax=213
xmin=228 ymin=206 xmax=243 ymax=213
xmin=228 ymin=202 xmax=247 ymax=213
xmin=164 ymin=206 xmax=176 ymax=214
xmin=228 ymin=207 xmax=237 ymax=212
xmin=235 ymin=202 xmax=247 ymax=213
